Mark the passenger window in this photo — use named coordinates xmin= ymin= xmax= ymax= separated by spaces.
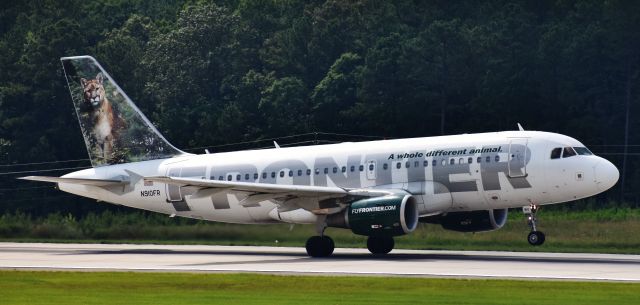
xmin=288 ymin=170 xmax=293 ymax=177
xmin=297 ymin=169 xmax=302 ymax=176
xmin=359 ymin=165 xmax=364 ymax=171
xmin=459 ymin=158 xmax=464 ymax=164
xmin=332 ymin=167 xmax=337 ymax=173
xmin=271 ymin=172 xmax=276 ymax=178
xmin=550 ymin=147 xmax=562 ymax=159
xmin=306 ymin=169 xmax=311 ymax=175
xmin=227 ymin=175 xmax=232 ymax=181
xmin=468 ymin=157 xmax=473 ymax=164
xmin=450 ymin=159 xmax=455 ymax=165
xmin=432 ymin=160 xmax=437 ymax=167
xmin=383 ymin=163 xmax=388 ymax=170
xmin=279 ymin=171 xmax=284 ymax=178
xmin=350 ymin=165 xmax=355 ymax=172
xmin=236 ymin=174 xmax=241 ymax=181
xmin=441 ymin=159 xmax=446 ymax=166
xmin=369 ymin=164 xmax=374 ymax=171
xmin=424 ymin=160 xmax=429 ymax=167
xmin=324 ymin=168 xmax=329 ymax=174
xmin=245 ymin=174 xmax=250 ymax=180
xmin=414 ymin=161 xmax=419 ymax=167
xmin=405 ymin=161 xmax=410 ymax=168
xmin=341 ymin=166 xmax=346 ymax=173
xmin=396 ymin=162 xmax=401 ymax=169
xmin=477 ymin=157 xmax=482 ymax=163
xmin=254 ymin=173 xmax=258 ymax=180
xmin=219 ymin=176 xmax=223 ymax=181
xmin=495 ymin=155 xmax=500 ymax=162
xmin=563 ymin=147 xmax=577 ymax=158
xmin=315 ymin=168 xmax=320 ymax=175
xmin=262 ymin=172 xmax=267 ymax=179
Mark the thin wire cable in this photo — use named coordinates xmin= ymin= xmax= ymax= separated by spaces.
xmin=314 ymin=131 xmax=386 ymax=139
xmin=0 ymin=158 xmax=90 ymax=167
xmin=185 ymin=132 xmax=320 ymax=151
xmin=0 ymin=186 xmax=54 ymax=191
xmin=184 ymin=131 xmax=386 ymax=152
xmin=0 ymin=195 xmax=79 ymax=203
xmin=0 ymin=166 xmax=91 ymax=176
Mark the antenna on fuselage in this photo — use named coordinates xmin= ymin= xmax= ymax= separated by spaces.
xmin=517 ymin=123 xmax=525 ymax=131
xmin=274 ymin=141 xmax=281 ymax=149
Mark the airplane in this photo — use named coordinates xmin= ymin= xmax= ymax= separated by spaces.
xmin=21 ymin=56 xmax=620 ymax=257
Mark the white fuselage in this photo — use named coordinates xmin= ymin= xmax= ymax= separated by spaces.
xmin=58 ymin=130 xmax=619 ymax=224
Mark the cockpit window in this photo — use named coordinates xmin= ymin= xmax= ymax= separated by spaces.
xmin=573 ymin=147 xmax=593 ymax=156
xmin=562 ymin=147 xmax=577 ymax=158
xmin=550 ymin=147 xmax=562 ymax=159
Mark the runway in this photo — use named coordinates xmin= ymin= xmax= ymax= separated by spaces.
xmin=1 ymin=242 xmax=639 ymax=282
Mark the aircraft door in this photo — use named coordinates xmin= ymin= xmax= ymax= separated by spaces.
xmin=366 ymin=160 xmax=377 ymax=180
xmin=508 ymin=138 xmax=528 ymax=178
xmin=165 ymin=167 xmax=191 ymax=212
xmin=166 ymin=168 xmax=182 ymax=201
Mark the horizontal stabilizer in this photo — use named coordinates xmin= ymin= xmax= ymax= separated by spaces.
xmin=19 ymin=176 xmax=127 ymax=187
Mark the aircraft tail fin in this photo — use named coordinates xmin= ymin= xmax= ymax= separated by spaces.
xmin=61 ymin=56 xmax=186 ymax=167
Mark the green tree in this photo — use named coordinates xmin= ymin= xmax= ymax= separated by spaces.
xmin=311 ymin=52 xmax=363 ymax=132
xmin=142 ymin=2 xmax=255 ymax=147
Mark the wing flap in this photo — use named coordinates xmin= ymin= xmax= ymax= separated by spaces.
xmin=143 ymin=176 xmax=348 ymax=197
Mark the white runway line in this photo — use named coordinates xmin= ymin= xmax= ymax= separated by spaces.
xmin=1 ymin=242 xmax=639 ymax=281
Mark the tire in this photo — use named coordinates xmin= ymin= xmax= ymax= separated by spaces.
xmin=367 ymin=236 xmax=394 ymax=255
xmin=305 ymin=236 xmax=334 ymax=257
xmin=527 ymin=231 xmax=545 ymax=246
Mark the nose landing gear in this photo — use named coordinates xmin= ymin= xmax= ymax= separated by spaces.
xmin=523 ymin=204 xmax=545 ymax=246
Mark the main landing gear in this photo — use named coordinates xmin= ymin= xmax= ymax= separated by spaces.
xmin=523 ymin=204 xmax=545 ymax=246
xmin=306 ymin=235 xmax=396 ymax=257
xmin=305 ymin=218 xmax=397 ymax=257
xmin=306 ymin=217 xmax=335 ymax=257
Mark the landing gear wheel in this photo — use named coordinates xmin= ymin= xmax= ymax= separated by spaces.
xmin=523 ymin=204 xmax=545 ymax=246
xmin=527 ymin=231 xmax=546 ymax=246
xmin=367 ymin=236 xmax=394 ymax=255
xmin=305 ymin=236 xmax=335 ymax=257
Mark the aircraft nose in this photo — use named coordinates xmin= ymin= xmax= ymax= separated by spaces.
xmin=594 ymin=159 xmax=619 ymax=192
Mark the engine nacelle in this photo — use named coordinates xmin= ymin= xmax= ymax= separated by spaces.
xmin=422 ymin=209 xmax=508 ymax=232
xmin=327 ymin=195 xmax=419 ymax=237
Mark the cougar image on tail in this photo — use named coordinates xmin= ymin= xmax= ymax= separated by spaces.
xmin=80 ymin=72 xmax=116 ymax=160
xmin=62 ymin=56 xmax=183 ymax=167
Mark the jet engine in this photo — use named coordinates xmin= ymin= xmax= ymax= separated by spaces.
xmin=421 ymin=208 xmax=508 ymax=232
xmin=327 ymin=195 xmax=419 ymax=236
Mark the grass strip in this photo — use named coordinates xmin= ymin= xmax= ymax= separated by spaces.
xmin=0 ymin=271 xmax=638 ymax=305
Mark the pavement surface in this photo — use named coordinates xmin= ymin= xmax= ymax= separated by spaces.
xmin=1 ymin=242 xmax=639 ymax=281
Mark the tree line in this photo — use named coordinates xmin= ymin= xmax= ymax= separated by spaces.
xmin=0 ymin=0 xmax=639 ymax=216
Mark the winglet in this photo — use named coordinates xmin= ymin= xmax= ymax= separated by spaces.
xmin=517 ymin=123 xmax=525 ymax=131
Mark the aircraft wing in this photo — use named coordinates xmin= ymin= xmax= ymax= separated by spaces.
xmin=143 ymin=176 xmax=349 ymax=197
xmin=20 ymin=176 xmax=127 ymax=187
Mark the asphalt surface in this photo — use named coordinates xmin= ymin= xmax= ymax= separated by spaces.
xmin=1 ymin=242 xmax=639 ymax=281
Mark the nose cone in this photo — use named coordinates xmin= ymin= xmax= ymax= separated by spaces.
xmin=594 ymin=159 xmax=619 ymax=192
